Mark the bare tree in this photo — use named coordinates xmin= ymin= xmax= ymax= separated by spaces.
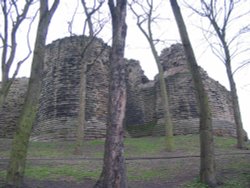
xmin=66 ymin=0 xmax=107 ymax=155
xmin=81 ymin=0 xmax=105 ymax=37
xmin=129 ymin=0 xmax=174 ymax=151
xmin=73 ymin=37 xmax=107 ymax=155
xmin=170 ymin=0 xmax=217 ymax=187
xmin=4 ymin=0 xmax=59 ymax=187
xmin=94 ymin=0 xmax=128 ymax=187
xmin=0 ymin=0 xmax=35 ymax=108
xmin=185 ymin=0 xmax=250 ymax=149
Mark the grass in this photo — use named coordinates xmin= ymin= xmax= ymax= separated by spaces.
xmin=25 ymin=165 xmax=100 ymax=181
xmin=0 ymin=165 xmax=100 ymax=182
xmin=0 ymin=135 xmax=242 ymax=159
xmin=0 ymin=135 xmax=249 ymax=187
xmin=214 ymin=136 xmax=238 ymax=150
xmin=184 ymin=178 xmax=209 ymax=188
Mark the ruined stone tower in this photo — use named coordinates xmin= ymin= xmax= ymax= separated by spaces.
xmin=32 ymin=36 xmax=111 ymax=140
xmin=0 ymin=36 xmax=238 ymax=140
xmin=125 ymin=44 xmax=236 ymax=137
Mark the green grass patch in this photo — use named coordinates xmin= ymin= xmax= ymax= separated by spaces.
xmin=127 ymin=165 xmax=168 ymax=181
xmin=26 ymin=135 xmax=249 ymax=158
xmin=125 ymin=134 xmax=201 ymax=157
xmin=2 ymin=135 xmax=245 ymax=159
xmin=184 ymin=178 xmax=209 ymax=188
xmin=214 ymin=136 xmax=237 ymax=150
xmin=221 ymin=178 xmax=249 ymax=188
xmin=27 ymin=142 xmax=74 ymax=158
xmin=125 ymin=137 xmax=164 ymax=157
xmin=0 ymin=170 xmax=6 ymax=179
xmin=86 ymin=139 xmax=104 ymax=146
xmin=25 ymin=165 xmax=100 ymax=181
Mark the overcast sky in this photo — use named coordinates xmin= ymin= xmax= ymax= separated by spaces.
xmin=1 ymin=0 xmax=250 ymax=135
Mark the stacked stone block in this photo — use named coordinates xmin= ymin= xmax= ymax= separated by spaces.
xmin=0 ymin=78 xmax=28 ymax=138
xmin=0 ymin=37 xmax=239 ymax=140
xmin=32 ymin=36 xmax=110 ymax=141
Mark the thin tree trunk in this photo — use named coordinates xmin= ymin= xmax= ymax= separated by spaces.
xmin=129 ymin=1 xmax=174 ymax=151
xmin=219 ymin=35 xmax=245 ymax=149
xmin=0 ymin=72 xmax=9 ymax=108
xmin=210 ymin=18 xmax=245 ymax=149
xmin=159 ymin=69 xmax=174 ymax=151
xmin=4 ymin=1 xmax=59 ymax=187
xmin=202 ymin=0 xmax=246 ymax=149
xmin=225 ymin=62 xmax=245 ymax=148
xmin=94 ymin=0 xmax=128 ymax=187
xmin=0 ymin=83 xmax=9 ymax=108
xmin=170 ymin=0 xmax=217 ymax=187
xmin=149 ymin=43 xmax=173 ymax=151
xmin=74 ymin=63 xmax=87 ymax=155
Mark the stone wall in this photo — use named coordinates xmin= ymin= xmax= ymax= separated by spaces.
xmin=125 ymin=44 xmax=236 ymax=137
xmin=0 ymin=36 xmax=239 ymax=140
xmin=125 ymin=60 xmax=156 ymax=137
xmin=32 ymin=36 xmax=111 ymax=141
xmin=0 ymin=78 xmax=28 ymax=138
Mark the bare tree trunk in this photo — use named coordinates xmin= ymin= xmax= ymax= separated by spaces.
xmin=218 ymin=32 xmax=245 ymax=148
xmin=94 ymin=0 xmax=127 ymax=187
xmin=170 ymin=0 xmax=217 ymax=187
xmin=210 ymin=12 xmax=245 ymax=149
xmin=0 ymin=83 xmax=10 ymax=108
xmin=226 ymin=60 xmax=245 ymax=148
xmin=186 ymin=0 xmax=247 ymax=149
xmin=151 ymin=45 xmax=174 ymax=151
xmin=129 ymin=0 xmax=174 ymax=151
xmin=74 ymin=63 xmax=87 ymax=155
xmin=4 ymin=1 xmax=59 ymax=187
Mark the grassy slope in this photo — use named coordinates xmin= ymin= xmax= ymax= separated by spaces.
xmin=0 ymin=135 xmax=249 ymax=187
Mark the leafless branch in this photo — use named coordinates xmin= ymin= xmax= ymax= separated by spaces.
xmin=10 ymin=7 xmax=39 ymax=83
xmin=233 ymin=60 xmax=250 ymax=75
xmin=185 ymin=0 xmax=250 ymax=72
xmin=1 ymin=0 xmax=34 ymax=83
xmin=68 ymin=0 xmax=80 ymax=36
xmin=82 ymin=0 xmax=105 ymax=37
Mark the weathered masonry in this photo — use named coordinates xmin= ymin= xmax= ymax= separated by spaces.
xmin=0 ymin=36 xmax=238 ymax=140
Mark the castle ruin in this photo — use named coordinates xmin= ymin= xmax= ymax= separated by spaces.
xmin=0 ymin=36 xmax=237 ymax=140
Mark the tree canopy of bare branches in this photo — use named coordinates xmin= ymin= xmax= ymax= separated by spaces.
xmin=0 ymin=0 xmax=36 ymax=108
xmin=185 ymin=0 xmax=250 ymax=148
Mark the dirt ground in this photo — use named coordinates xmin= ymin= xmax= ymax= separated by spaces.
xmin=17 ymin=178 xmax=185 ymax=188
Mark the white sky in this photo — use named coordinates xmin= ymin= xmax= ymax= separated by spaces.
xmin=1 ymin=0 xmax=250 ymax=136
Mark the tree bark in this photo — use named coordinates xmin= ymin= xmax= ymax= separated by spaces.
xmin=74 ymin=63 xmax=87 ymax=155
xmin=150 ymin=42 xmax=174 ymax=152
xmin=225 ymin=59 xmax=245 ymax=148
xmin=4 ymin=1 xmax=59 ymax=187
xmin=129 ymin=1 xmax=174 ymax=151
xmin=170 ymin=0 xmax=217 ymax=187
xmin=94 ymin=0 xmax=128 ymax=187
xmin=215 ymin=27 xmax=245 ymax=149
